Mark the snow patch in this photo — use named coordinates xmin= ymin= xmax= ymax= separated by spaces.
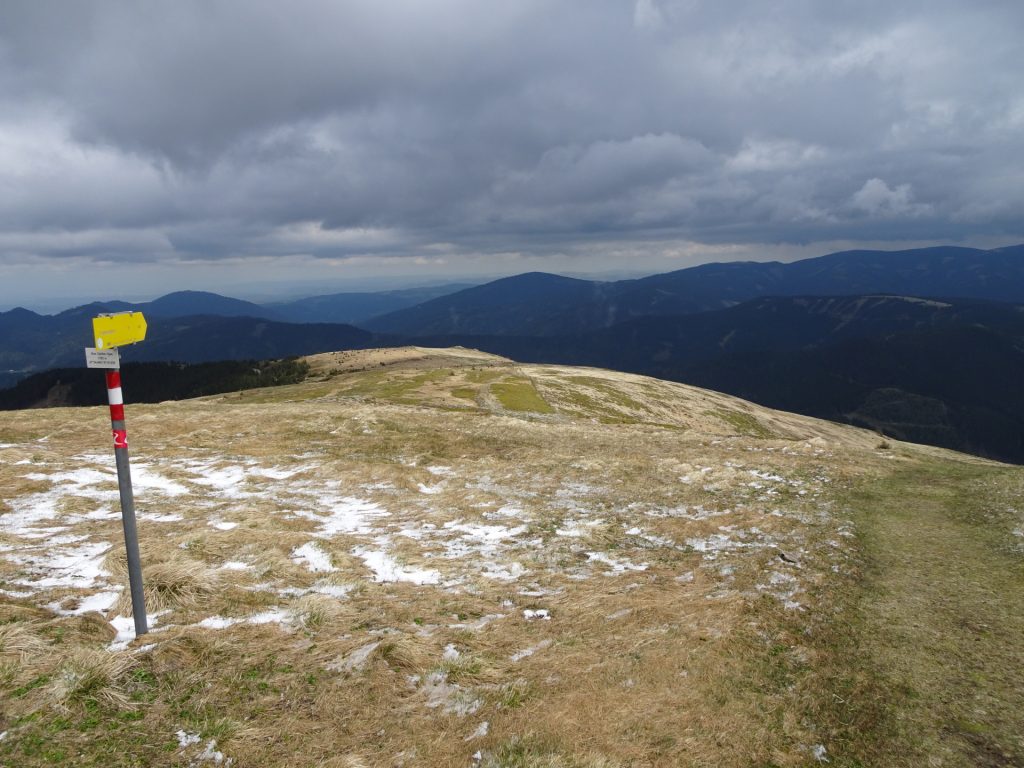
xmin=312 ymin=583 xmax=353 ymax=599
xmin=130 ymin=465 xmax=189 ymax=496
xmin=353 ymin=546 xmax=441 ymax=585
xmin=510 ymin=639 xmax=552 ymax=662
xmin=586 ymin=551 xmax=648 ymax=572
xmin=49 ymin=590 xmax=120 ymax=617
xmin=248 ymin=608 xmax=290 ymax=625
xmin=333 ymin=640 xmax=380 ymax=672
xmin=177 ymin=730 xmax=201 ymax=748
xmin=10 ymin=541 xmax=111 ymax=590
xmin=465 ymin=721 xmax=489 ymax=741
xmin=422 ymin=671 xmax=480 ymax=715
xmin=108 ymin=612 xmax=163 ymax=651
xmin=291 ymin=542 xmax=335 ymax=572
xmin=293 ymin=495 xmax=389 ymax=536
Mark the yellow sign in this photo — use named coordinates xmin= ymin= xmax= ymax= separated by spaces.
xmin=93 ymin=312 xmax=148 ymax=350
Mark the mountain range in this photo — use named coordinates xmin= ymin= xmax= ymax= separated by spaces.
xmin=364 ymin=243 xmax=1024 ymax=335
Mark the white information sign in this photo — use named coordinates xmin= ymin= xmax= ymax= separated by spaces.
xmin=84 ymin=347 xmax=120 ymax=369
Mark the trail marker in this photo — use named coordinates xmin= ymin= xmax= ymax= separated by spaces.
xmin=86 ymin=312 xmax=148 ymax=637
xmin=93 ymin=311 xmax=147 ymax=350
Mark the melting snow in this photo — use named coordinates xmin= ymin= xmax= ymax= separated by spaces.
xmin=292 ymin=494 xmax=390 ymax=536
xmin=130 ymin=465 xmax=189 ymax=495
xmin=48 ymin=590 xmax=120 ymax=617
xmin=248 ymin=608 xmax=290 ymax=625
xmin=291 ymin=542 xmax=335 ymax=572
xmin=555 ymin=519 xmax=603 ymax=537
xmin=189 ymin=464 xmax=250 ymax=496
xmin=9 ymin=541 xmax=111 ymax=590
xmin=312 ymin=583 xmax=353 ymax=598
xmin=198 ymin=608 xmax=290 ymax=630
xmin=586 ymin=551 xmax=648 ymax=572
xmin=441 ymin=520 xmax=527 ymax=558
xmin=353 ymin=546 xmax=441 ymax=585
xmin=334 ymin=640 xmax=380 ymax=672
xmin=510 ymin=639 xmax=552 ymax=661
xmin=481 ymin=561 xmax=527 ymax=581
xmin=177 ymin=730 xmax=201 ymax=748
xmin=108 ymin=612 xmax=164 ymax=651
xmin=249 ymin=464 xmax=317 ymax=480
xmin=422 ymin=671 xmax=480 ymax=715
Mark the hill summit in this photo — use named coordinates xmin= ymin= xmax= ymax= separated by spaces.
xmin=1 ymin=348 xmax=1022 ymax=766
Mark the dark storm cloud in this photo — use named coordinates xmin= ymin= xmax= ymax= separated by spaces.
xmin=0 ymin=0 xmax=1022 ymax=271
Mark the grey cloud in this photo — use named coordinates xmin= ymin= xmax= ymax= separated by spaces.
xmin=0 ymin=0 xmax=1022 ymax=284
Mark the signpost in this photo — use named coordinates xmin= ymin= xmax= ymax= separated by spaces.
xmin=86 ymin=312 xmax=148 ymax=637
xmin=93 ymin=312 xmax=147 ymax=351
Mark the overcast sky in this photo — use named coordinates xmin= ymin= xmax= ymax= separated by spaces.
xmin=1 ymin=0 xmax=1022 ymax=310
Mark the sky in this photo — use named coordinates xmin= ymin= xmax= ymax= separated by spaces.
xmin=1 ymin=0 xmax=1022 ymax=311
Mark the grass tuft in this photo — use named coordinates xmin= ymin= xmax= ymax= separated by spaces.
xmin=44 ymin=648 xmax=136 ymax=710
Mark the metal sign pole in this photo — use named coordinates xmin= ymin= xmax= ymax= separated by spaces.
xmin=105 ymin=367 xmax=148 ymax=636
xmin=88 ymin=311 xmax=149 ymax=637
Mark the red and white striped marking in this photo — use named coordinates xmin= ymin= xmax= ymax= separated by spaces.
xmin=105 ymin=370 xmax=128 ymax=449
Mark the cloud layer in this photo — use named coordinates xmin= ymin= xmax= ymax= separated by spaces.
xmin=1 ymin=0 xmax=1022 ymax=295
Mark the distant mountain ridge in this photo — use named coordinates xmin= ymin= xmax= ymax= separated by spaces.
xmin=267 ymin=283 xmax=476 ymax=325
xmin=365 ymin=244 xmax=1024 ymax=336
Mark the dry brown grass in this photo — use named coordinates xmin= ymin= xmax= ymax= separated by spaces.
xmin=0 ymin=347 xmax=1018 ymax=766
xmin=43 ymin=646 xmax=136 ymax=710
xmin=104 ymin=544 xmax=223 ymax=615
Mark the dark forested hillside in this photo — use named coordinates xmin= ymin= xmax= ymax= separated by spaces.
xmin=0 ymin=358 xmax=310 ymax=410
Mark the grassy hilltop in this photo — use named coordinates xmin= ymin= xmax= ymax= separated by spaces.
xmin=1 ymin=347 xmax=1022 ymax=767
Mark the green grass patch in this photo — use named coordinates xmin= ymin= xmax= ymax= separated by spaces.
xmin=452 ymin=387 xmax=478 ymax=401
xmin=491 ymin=379 xmax=554 ymax=413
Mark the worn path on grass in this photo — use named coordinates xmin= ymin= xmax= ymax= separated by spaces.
xmin=850 ymin=459 xmax=1024 ymax=767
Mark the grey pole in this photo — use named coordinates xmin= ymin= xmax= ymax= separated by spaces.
xmin=106 ymin=367 xmax=148 ymax=636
